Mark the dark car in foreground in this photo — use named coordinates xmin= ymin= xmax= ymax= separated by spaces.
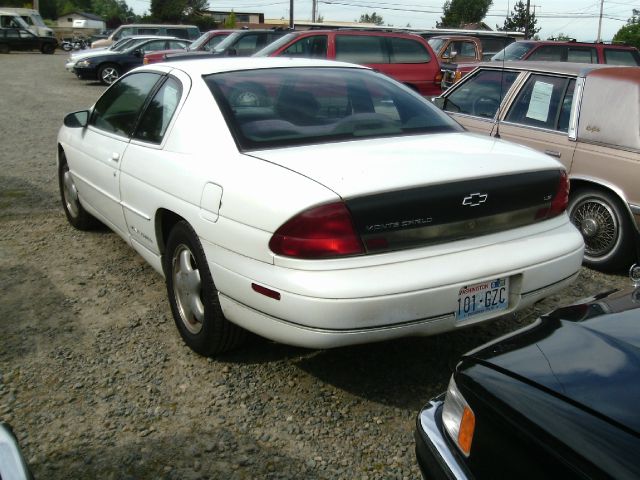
xmin=416 ymin=272 xmax=640 ymax=480
xmin=74 ymin=37 xmax=190 ymax=84
xmin=0 ymin=26 xmax=56 ymax=53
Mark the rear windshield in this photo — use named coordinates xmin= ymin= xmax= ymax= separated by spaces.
xmin=492 ymin=41 xmax=535 ymax=61
xmin=205 ymin=67 xmax=461 ymax=150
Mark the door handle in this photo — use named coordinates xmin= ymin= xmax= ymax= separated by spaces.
xmin=544 ymin=150 xmax=561 ymax=158
xmin=110 ymin=152 xmax=120 ymax=162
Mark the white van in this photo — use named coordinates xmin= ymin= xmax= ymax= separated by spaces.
xmin=91 ymin=23 xmax=200 ymax=48
xmin=0 ymin=8 xmax=54 ymax=37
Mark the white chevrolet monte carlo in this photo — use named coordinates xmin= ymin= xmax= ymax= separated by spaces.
xmin=57 ymin=57 xmax=584 ymax=356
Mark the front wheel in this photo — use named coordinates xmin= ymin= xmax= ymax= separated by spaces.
xmin=164 ymin=221 xmax=247 ymax=356
xmin=61 ymin=42 xmax=72 ymax=52
xmin=98 ymin=63 xmax=120 ymax=85
xmin=568 ymin=188 xmax=635 ymax=271
xmin=41 ymin=43 xmax=55 ymax=54
xmin=58 ymin=152 xmax=97 ymax=230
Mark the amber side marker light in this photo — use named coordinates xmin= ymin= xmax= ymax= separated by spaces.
xmin=442 ymin=376 xmax=476 ymax=457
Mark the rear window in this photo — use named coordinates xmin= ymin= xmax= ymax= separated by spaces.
xmin=603 ymin=48 xmax=640 ymax=65
xmin=205 ymin=67 xmax=460 ymax=150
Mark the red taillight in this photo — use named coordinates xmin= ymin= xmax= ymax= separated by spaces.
xmin=269 ymin=202 xmax=364 ymax=259
xmin=537 ymin=170 xmax=570 ymax=219
xmin=435 ymin=71 xmax=443 ymax=84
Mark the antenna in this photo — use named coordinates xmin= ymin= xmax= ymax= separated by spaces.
xmin=491 ymin=35 xmax=508 ymax=139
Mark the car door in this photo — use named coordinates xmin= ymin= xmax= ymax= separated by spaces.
xmin=119 ymin=71 xmax=189 ymax=257
xmin=124 ymin=39 xmax=168 ymax=72
xmin=67 ymin=72 xmax=162 ymax=237
xmin=440 ymin=68 xmax=522 ymax=134
xmin=498 ymin=73 xmax=577 ymax=170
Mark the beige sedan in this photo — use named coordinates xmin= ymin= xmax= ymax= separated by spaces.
xmin=434 ymin=61 xmax=640 ymax=271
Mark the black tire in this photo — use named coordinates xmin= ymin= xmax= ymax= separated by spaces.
xmin=568 ymin=188 xmax=635 ymax=271
xmin=98 ymin=63 xmax=120 ymax=85
xmin=41 ymin=43 xmax=55 ymax=54
xmin=58 ymin=151 xmax=98 ymax=230
xmin=164 ymin=221 xmax=247 ymax=356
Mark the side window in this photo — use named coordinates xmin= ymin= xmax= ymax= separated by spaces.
xmin=604 ymin=49 xmax=640 ymax=65
xmin=137 ymin=28 xmax=159 ymax=36
xmin=206 ymin=35 xmax=225 ymax=49
xmin=166 ymin=28 xmax=188 ymax=39
xmin=6 ymin=29 xmax=19 ymax=39
xmin=444 ymin=70 xmax=519 ymax=118
xmin=168 ymin=40 xmax=188 ymax=49
xmin=134 ymin=77 xmax=182 ymax=144
xmin=282 ymin=35 xmax=328 ymax=58
xmin=19 ymin=29 xmax=34 ymax=39
xmin=235 ymin=34 xmax=259 ymax=55
xmin=389 ymin=37 xmax=430 ymax=63
xmin=459 ymin=41 xmax=477 ymax=59
xmin=527 ymin=45 xmax=564 ymax=61
xmin=115 ymin=27 xmax=133 ymax=40
xmin=140 ymin=40 xmax=168 ymax=52
xmin=505 ymin=74 xmax=572 ymax=131
xmin=335 ymin=35 xmax=387 ymax=64
xmin=567 ymin=47 xmax=596 ymax=63
xmin=90 ymin=72 xmax=161 ymax=136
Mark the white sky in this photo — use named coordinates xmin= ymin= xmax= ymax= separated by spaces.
xmin=128 ymin=1 xmax=636 ymax=42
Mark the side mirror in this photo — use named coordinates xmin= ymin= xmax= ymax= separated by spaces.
xmin=432 ymin=97 xmax=446 ymax=110
xmin=227 ymin=47 xmax=237 ymax=57
xmin=134 ymin=49 xmax=142 ymax=57
xmin=450 ymin=51 xmax=458 ymax=60
xmin=64 ymin=110 xmax=89 ymax=128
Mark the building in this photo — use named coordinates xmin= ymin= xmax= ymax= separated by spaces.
xmin=57 ymin=11 xmax=105 ymax=30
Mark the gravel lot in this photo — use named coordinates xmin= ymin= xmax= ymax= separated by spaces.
xmin=0 ymin=51 xmax=633 ymax=479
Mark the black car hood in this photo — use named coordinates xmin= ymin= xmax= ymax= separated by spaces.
xmin=467 ymin=287 xmax=640 ymax=434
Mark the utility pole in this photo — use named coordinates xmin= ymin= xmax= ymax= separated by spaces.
xmin=312 ymin=0 xmax=317 ymax=22
xmin=524 ymin=0 xmax=531 ymax=39
xmin=596 ymin=0 xmax=604 ymax=42
xmin=290 ymin=0 xmax=294 ymax=29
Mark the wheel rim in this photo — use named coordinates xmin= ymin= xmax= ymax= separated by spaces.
xmin=101 ymin=67 xmax=119 ymax=84
xmin=570 ymin=197 xmax=618 ymax=258
xmin=172 ymin=244 xmax=205 ymax=334
xmin=62 ymin=165 xmax=80 ymax=218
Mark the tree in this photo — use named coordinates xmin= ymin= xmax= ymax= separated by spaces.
xmin=438 ymin=0 xmax=492 ymax=28
xmin=497 ymin=1 xmax=540 ymax=38
xmin=547 ymin=33 xmax=573 ymax=41
xmin=223 ymin=11 xmax=236 ymax=28
xmin=359 ymin=12 xmax=384 ymax=25
xmin=613 ymin=9 xmax=640 ymax=49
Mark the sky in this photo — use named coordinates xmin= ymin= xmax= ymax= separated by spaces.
xmin=127 ymin=1 xmax=637 ymax=42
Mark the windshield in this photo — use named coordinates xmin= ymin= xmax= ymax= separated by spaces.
xmin=31 ymin=12 xmax=45 ymax=26
xmin=427 ymin=38 xmax=447 ymax=54
xmin=253 ymin=33 xmax=297 ymax=57
xmin=188 ymin=31 xmax=229 ymax=51
xmin=205 ymin=67 xmax=460 ymax=151
xmin=110 ymin=37 xmax=135 ymax=51
xmin=212 ymin=31 xmax=244 ymax=53
xmin=492 ymin=42 xmax=535 ymax=61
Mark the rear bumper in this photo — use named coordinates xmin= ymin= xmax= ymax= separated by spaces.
xmin=204 ymin=217 xmax=584 ymax=349
xmin=415 ymin=399 xmax=471 ymax=480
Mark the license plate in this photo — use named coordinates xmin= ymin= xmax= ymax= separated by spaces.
xmin=456 ymin=278 xmax=509 ymax=320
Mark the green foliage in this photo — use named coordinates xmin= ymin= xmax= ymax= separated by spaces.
xmin=438 ymin=0 xmax=492 ymax=28
xmin=547 ymin=33 xmax=573 ymax=41
xmin=223 ymin=11 xmax=236 ymax=28
xmin=359 ymin=12 xmax=384 ymax=25
xmin=497 ymin=0 xmax=539 ymax=38
xmin=613 ymin=23 xmax=640 ymax=49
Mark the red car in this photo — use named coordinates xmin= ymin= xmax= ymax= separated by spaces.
xmin=442 ymin=40 xmax=640 ymax=89
xmin=143 ymin=29 xmax=233 ymax=65
xmin=255 ymin=29 xmax=442 ymax=96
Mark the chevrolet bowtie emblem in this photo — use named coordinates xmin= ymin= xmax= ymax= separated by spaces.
xmin=462 ymin=193 xmax=488 ymax=207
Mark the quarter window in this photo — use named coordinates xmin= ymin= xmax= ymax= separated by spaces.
xmin=505 ymin=75 xmax=575 ymax=131
xmin=90 ymin=72 xmax=161 ymax=137
xmin=389 ymin=37 xmax=430 ymax=63
xmin=335 ymin=35 xmax=387 ymax=64
xmin=134 ymin=77 xmax=182 ymax=144
xmin=444 ymin=69 xmax=519 ymax=118
xmin=603 ymin=48 xmax=640 ymax=65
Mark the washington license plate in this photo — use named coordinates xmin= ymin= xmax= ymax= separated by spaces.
xmin=456 ymin=278 xmax=509 ymax=320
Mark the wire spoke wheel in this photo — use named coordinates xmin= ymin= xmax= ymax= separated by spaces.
xmin=571 ymin=197 xmax=618 ymax=258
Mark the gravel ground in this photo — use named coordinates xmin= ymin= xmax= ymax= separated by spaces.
xmin=0 ymin=51 xmax=634 ymax=479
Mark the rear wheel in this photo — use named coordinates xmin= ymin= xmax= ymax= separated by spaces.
xmin=58 ymin=151 xmax=97 ymax=230
xmin=164 ymin=221 xmax=247 ymax=356
xmin=568 ymin=188 xmax=634 ymax=271
xmin=98 ymin=63 xmax=120 ymax=85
